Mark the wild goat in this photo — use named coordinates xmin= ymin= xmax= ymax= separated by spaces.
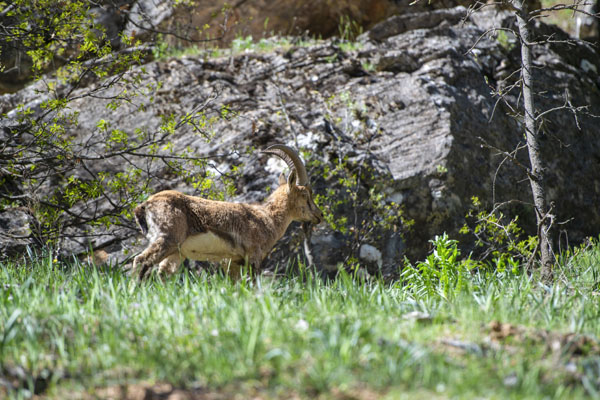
xmin=132 ymin=144 xmax=323 ymax=279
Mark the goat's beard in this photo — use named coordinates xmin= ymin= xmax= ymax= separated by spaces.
xmin=302 ymin=222 xmax=315 ymax=268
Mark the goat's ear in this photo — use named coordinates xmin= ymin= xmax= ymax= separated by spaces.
xmin=286 ymin=170 xmax=297 ymax=192
xmin=278 ymin=172 xmax=287 ymax=186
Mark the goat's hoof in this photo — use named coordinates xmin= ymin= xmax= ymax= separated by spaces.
xmin=138 ymin=265 xmax=152 ymax=280
xmin=122 ymin=263 xmax=134 ymax=274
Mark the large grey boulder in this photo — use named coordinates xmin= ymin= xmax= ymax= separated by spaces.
xmin=1 ymin=6 xmax=599 ymax=276
xmin=0 ymin=0 xmax=477 ymax=94
xmin=123 ymin=0 xmax=175 ymax=41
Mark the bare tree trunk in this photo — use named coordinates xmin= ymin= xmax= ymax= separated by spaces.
xmin=512 ymin=0 xmax=555 ymax=282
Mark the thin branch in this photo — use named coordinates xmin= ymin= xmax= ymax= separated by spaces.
xmin=478 ymin=136 xmax=531 ymax=175
xmin=465 ymin=27 xmax=519 ymax=56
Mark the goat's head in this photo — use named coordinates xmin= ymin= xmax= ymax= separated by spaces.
xmin=263 ymin=144 xmax=324 ymax=225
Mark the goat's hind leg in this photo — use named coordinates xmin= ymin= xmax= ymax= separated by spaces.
xmin=158 ymin=253 xmax=183 ymax=276
xmin=133 ymin=236 xmax=177 ymax=279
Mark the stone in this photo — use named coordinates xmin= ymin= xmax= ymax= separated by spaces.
xmin=0 ymin=209 xmax=35 ymax=259
xmin=359 ymin=244 xmax=383 ymax=268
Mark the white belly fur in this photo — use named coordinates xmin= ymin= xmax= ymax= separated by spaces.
xmin=180 ymin=232 xmax=243 ymax=263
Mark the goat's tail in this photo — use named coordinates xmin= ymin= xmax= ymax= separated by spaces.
xmin=134 ymin=204 xmax=148 ymax=235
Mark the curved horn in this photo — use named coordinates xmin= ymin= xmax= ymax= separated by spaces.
xmin=262 ymin=144 xmax=309 ymax=186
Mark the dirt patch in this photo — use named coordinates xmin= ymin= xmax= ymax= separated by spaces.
xmin=435 ymin=320 xmax=600 ymax=361
xmin=487 ymin=320 xmax=600 ymax=359
xmin=51 ymin=382 xmax=386 ymax=400
xmin=0 ymin=365 xmax=58 ymax=397
xmin=93 ymin=383 xmax=227 ymax=400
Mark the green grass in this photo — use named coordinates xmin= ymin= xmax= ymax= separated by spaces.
xmin=540 ymin=0 xmax=582 ymax=35
xmin=153 ymin=35 xmax=325 ymax=62
xmin=2 ymin=238 xmax=600 ymax=399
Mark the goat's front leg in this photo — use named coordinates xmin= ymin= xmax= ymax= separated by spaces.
xmin=223 ymin=257 xmax=262 ymax=281
xmin=133 ymin=236 xmax=177 ymax=279
xmin=222 ymin=260 xmax=243 ymax=280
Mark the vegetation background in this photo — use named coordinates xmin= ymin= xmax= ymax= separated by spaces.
xmin=1 ymin=0 xmax=600 ymax=398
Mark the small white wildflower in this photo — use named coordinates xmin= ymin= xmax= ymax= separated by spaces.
xmin=295 ymin=319 xmax=309 ymax=332
xmin=565 ymin=362 xmax=577 ymax=373
xmin=210 ymin=329 xmax=219 ymax=337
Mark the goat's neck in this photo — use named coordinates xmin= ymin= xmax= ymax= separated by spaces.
xmin=264 ymin=189 xmax=294 ymax=240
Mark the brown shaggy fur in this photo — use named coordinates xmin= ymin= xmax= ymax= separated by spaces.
xmin=132 ymin=171 xmax=323 ymax=279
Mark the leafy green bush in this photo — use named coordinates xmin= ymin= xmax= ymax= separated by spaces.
xmin=0 ymin=2 xmax=239 ymax=255
xmin=460 ymin=196 xmax=538 ymax=272
xmin=401 ymin=234 xmax=475 ymax=298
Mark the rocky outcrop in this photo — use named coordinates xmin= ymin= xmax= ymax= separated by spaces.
xmin=2 ymin=6 xmax=599 ymax=276
xmin=0 ymin=0 xmax=477 ymax=93
xmin=133 ymin=0 xmax=477 ymax=46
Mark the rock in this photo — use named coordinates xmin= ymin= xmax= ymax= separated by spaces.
xmin=362 ymin=6 xmax=468 ymax=42
xmin=359 ymin=244 xmax=383 ymax=268
xmin=402 ymin=311 xmax=432 ymax=323
xmin=576 ymin=0 xmax=599 ymax=41
xmin=0 ymin=209 xmax=35 ymax=259
xmin=123 ymin=0 xmax=175 ymax=41
xmin=0 ymin=0 xmax=482 ymax=93
xmin=440 ymin=338 xmax=483 ymax=355
xmin=2 ymin=5 xmax=600 ymax=276
xmin=309 ymin=230 xmax=348 ymax=272
xmin=89 ymin=2 xmax=130 ymax=49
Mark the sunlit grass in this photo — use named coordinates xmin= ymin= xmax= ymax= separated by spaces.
xmin=1 ymin=238 xmax=600 ymax=398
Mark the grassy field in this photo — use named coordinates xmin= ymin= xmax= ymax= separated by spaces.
xmin=2 ymin=237 xmax=600 ymax=399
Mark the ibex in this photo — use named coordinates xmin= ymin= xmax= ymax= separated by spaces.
xmin=132 ymin=144 xmax=323 ymax=279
